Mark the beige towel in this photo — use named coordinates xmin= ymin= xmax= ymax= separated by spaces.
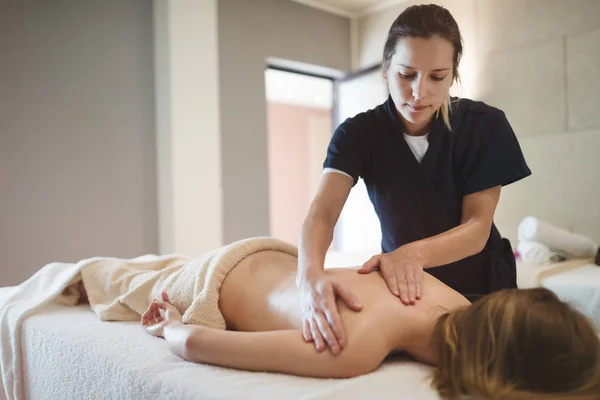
xmin=1 ymin=237 xmax=297 ymax=400
xmin=65 ymin=237 xmax=297 ymax=329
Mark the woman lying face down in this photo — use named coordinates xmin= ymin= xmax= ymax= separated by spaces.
xmin=133 ymin=249 xmax=600 ymax=400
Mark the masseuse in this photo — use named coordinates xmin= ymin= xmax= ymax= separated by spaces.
xmin=296 ymin=4 xmax=531 ymax=355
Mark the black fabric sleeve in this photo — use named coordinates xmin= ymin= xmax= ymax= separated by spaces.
xmin=322 ymin=119 xmax=365 ymax=186
xmin=460 ymin=111 xmax=532 ymax=196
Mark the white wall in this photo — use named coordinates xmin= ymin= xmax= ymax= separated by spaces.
xmin=154 ymin=0 xmax=223 ymax=256
xmin=154 ymin=0 xmax=351 ymax=253
xmin=356 ymin=0 xmax=600 ymax=246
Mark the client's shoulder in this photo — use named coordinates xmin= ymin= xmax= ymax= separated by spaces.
xmin=422 ymin=273 xmax=471 ymax=308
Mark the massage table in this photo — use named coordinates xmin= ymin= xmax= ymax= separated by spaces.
xmin=0 ymin=285 xmax=441 ymax=400
xmin=3 ymin=253 xmax=600 ymax=400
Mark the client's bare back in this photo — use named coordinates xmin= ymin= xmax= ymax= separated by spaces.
xmin=219 ymin=250 xmax=470 ymax=361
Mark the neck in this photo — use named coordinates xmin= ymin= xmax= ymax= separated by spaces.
xmin=407 ymin=326 xmax=441 ymax=366
xmin=400 ymin=113 xmax=432 ymax=136
xmin=405 ymin=126 xmax=430 ymax=136
xmin=397 ymin=311 xmax=447 ymax=366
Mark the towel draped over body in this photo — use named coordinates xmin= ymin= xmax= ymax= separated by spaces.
xmin=1 ymin=237 xmax=297 ymax=400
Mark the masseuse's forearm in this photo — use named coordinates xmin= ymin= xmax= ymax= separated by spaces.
xmin=297 ymin=210 xmax=335 ymax=283
xmin=411 ymin=219 xmax=490 ymax=269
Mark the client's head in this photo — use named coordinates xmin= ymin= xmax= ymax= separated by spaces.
xmin=431 ymin=288 xmax=600 ymax=399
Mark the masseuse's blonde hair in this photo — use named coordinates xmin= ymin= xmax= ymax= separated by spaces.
xmin=432 ymin=288 xmax=600 ymax=399
xmin=382 ymin=5 xmax=462 ymax=131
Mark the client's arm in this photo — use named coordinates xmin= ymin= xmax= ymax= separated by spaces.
xmin=164 ymin=322 xmax=387 ymax=379
xmin=143 ymin=291 xmax=389 ymax=378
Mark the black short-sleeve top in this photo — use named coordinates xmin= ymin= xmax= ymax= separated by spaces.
xmin=324 ymin=96 xmax=532 ymax=296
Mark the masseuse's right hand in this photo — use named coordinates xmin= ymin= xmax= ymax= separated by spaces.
xmin=298 ymin=272 xmax=362 ymax=356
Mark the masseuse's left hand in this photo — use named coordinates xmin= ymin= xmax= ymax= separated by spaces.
xmin=357 ymin=245 xmax=425 ymax=305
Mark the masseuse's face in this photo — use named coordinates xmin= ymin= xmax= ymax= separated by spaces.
xmin=384 ymin=36 xmax=454 ymax=135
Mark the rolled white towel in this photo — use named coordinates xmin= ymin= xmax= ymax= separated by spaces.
xmin=518 ymin=216 xmax=598 ymax=258
xmin=517 ymin=240 xmax=553 ymax=264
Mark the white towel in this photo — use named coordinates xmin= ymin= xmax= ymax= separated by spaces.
xmin=518 ymin=216 xmax=598 ymax=259
xmin=517 ymin=240 xmax=553 ymax=264
xmin=0 ymin=258 xmax=98 ymax=400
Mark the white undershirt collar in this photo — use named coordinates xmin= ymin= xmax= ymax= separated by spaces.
xmin=403 ymin=132 xmax=429 ymax=163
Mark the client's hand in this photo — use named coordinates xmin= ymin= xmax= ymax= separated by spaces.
xmin=297 ymin=272 xmax=362 ymax=356
xmin=142 ymin=291 xmax=182 ymax=338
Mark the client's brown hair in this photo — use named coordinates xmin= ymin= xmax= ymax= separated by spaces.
xmin=432 ymin=288 xmax=600 ymax=399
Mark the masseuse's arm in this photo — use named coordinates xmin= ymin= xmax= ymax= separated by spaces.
xmin=360 ymin=185 xmax=501 ymax=303
xmin=164 ymin=323 xmax=386 ymax=378
xmin=297 ymin=172 xmax=362 ymax=355
xmin=298 ymin=173 xmax=352 ymax=280
xmin=412 ymin=185 xmax=502 ymax=267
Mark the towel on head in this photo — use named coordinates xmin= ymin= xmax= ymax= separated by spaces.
xmin=518 ymin=217 xmax=597 ymax=259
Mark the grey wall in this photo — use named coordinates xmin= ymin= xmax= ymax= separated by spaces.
xmin=218 ymin=0 xmax=351 ymax=243
xmin=0 ymin=0 xmax=158 ymax=286
xmin=475 ymin=0 xmax=600 ymax=246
